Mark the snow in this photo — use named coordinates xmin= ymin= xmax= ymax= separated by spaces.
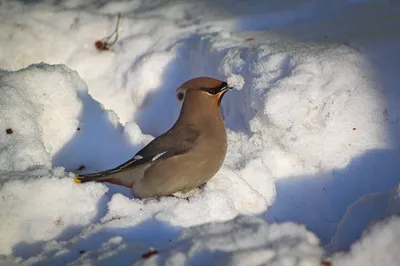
xmin=329 ymin=184 xmax=400 ymax=253
xmin=227 ymin=74 xmax=245 ymax=90
xmin=135 ymin=216 xmax=323 ymax=266
xmin=0 ymin=0 xmax=400 ymax=265
xmin=333 ymin=216 xmax=400 ymax=266
xmin=0 ymin=171 xmax=108 ymax=257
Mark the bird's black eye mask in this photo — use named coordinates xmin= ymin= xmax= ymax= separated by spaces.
xmin=200 ymin=82 xmax=230 ymax=95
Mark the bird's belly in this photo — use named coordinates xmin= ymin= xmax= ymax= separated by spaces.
xmin=132 ymin=150 xmax=225 ymax=198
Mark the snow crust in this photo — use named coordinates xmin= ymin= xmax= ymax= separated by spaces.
xmin=333 ymin=216 xmax=400 ymax=266
xmin=227 ymin=74 xmax=245 ymax=90
xmin=135 ymin=216 xmax=323 ymax=266
xmin=0 ymin=0 xmax=400 ymax=265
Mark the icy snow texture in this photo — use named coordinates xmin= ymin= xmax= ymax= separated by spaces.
xmin=227 ymin=74 xmax=245 ymax=90
xmin=329 ymin=184 xmax=400 ymax=252
xmin=333 ymin=216 xmax=400 ymax=266
xmin=0 ymin=168 xmax=108 ymax=256
xmin=0 ymin=0 xmax=400 ymax=265
xmin=0 ymin=64 xmax=82 ymax=171
xmin=135 ymin=216 xmax=323 ymax=266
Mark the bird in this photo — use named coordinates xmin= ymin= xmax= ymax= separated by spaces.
xmin=74 ymin=77 xmax=233 ymax=198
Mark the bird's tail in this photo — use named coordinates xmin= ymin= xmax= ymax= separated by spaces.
xmin=73 ymin=166 xmax=144 ymax=188
xmin=74 ymin=171 xmax=112 ymax=184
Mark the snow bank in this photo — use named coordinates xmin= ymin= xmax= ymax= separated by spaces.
xmin=0 ymin=64 xmax=114 ymax=255
xmin=0 ymin=170 xmax=108 ymax=257
xmin=135 ymin=216 xmax=322 ymax=266
xmin=333 ymin=216 xmax=400 ymax=266
xmin=0 ymin=64 xmax=274 ymax=263
xmin=186 ymin=28 xmax=398 ymax=243
xmin=329 ymin=184 xmax=400 ymax=252
xmin=0 ymin=64 xmax=83 ymax=171
xmin=12 ymin=216 xmax=322 ymax=266
xmin=104 ymin=167 xmax=271 ymax=228
xmin=189 ymin=34 xmax=387 ymax=176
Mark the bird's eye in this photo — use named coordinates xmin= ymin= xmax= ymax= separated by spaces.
xmin=208 ymin=88 xmax=217 ymax=95
xmin=177 ymin=92 xmax=185 ymax=101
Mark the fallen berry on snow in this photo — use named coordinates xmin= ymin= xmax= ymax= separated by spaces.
xmin=141 ymin=249 xmax=158 ymax=259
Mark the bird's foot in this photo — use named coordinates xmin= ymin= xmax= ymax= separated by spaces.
xmin=172 ymin=188 xmax=201 ymax=199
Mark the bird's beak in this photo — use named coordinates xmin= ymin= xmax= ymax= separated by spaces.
xmin=220 ymin=84 xmax=233 ymax=93
xmin=217 ymin=83 xmax=233 ymax=105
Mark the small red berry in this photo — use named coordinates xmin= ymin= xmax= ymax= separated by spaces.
xmin=95 ymin=40 xmax=110 ymax=51
xmin=141 ymin=249 xmax=158 ymax=259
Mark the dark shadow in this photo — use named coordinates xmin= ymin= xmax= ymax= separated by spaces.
xmin=262 ymin=5 xmax=400 ymax=250
xmin=131 ymin=33 xmax=232 ymax=136
xmin=131 ymin=53 xmax=187 ymax=137
xmin=265 ymin=149 xmax=400 ymax=246
xmin=51 ymin=88 xmax=140 ymax=174
xmin=15 ymin=218 xmax=181 ymax=266
xmin=187 ymin=251 xmax=228 ymax=266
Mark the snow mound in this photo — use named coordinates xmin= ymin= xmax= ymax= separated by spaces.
xmin=330 ymin=184 xmax=400 ymax=252
xmin=333 ymin=216 xmax=400 ymax=266
xmin=103 ymin=167 xmax=272 ymax=230
xmin=0 ymin=64 xmax=83 ymax=171
xmin=195 ymin=35 xmax=387 ymax=176
xmin=135 ymin=216 xmax=323 ymax=266
xmin=0 ymin=168 xmax=108 ymax=256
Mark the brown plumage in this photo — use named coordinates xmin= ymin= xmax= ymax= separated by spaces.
xmin=74 ymin=77 xmax=232 ymax=198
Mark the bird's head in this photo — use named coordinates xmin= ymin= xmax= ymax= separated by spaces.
xmin=176 ymin=77 xmax=233 ymax=107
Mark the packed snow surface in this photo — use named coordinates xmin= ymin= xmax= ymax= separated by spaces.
xmin=0 ymin=0 xmax=400 ymax=265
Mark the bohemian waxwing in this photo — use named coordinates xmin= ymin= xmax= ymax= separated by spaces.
xmin=74 ymin=77 xmax=232 ymax=198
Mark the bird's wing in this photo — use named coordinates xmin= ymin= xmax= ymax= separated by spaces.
xmin=119 ymin=124 xmax=200 ymax=171
xmin=76 ymin=124 xmax=199 ymax=180
xmin=136 ymin=124 xmax=199 ymax=159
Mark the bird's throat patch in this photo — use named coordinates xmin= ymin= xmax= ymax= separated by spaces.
xmin=218 ymin=90 xmax=228 ymax=105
